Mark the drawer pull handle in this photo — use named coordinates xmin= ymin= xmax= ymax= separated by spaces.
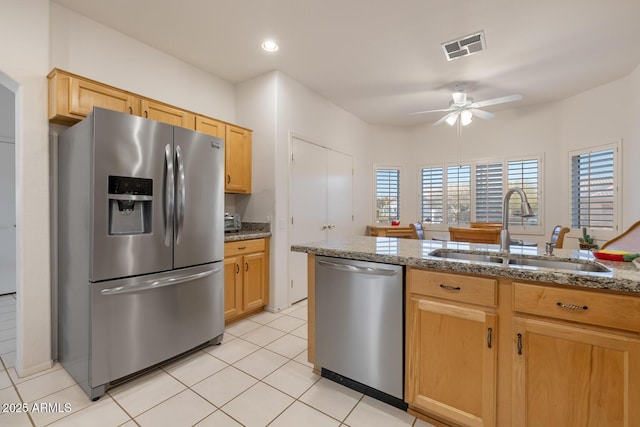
xmin=245 ymin=262 xmax=249 ymax=272
xmin=556 ymin=302 xmax=589 ymax=311
xmin=235 ymin=264 xmax=240 ymax=274
xmin=517 ymin=333 xmax=523 ymax=355
xmin=238 ymin=246 xmax=247 ymax=250
xmin=487 ymin=328 xmax=493 ymax=349
xmin=439 ymin=284 xmax=461 ymax=291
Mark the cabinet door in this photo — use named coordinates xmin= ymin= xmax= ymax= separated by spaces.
xmin=406 ymin=297 xmax=497 ymax=427
xmin=513 ymin=317 xmax=640 ymax=427
xmin=243 ymin=252 xmax=267 ymax=311
xmin=224 ymin=256 xmax=243 ymax=321
xmin=49 ymin=70 xmax=136 ymax=123
xmin=195 ymin=115 xmax=226 ymax=138
xmin=225 ymin=125 xmax=252 ymax=193
xmin=69 ymin=78 xmax=136 ymax=117
xmin=140 ymin=99 xmax=194 ymax=129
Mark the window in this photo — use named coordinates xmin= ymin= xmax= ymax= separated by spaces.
xmin=375 ymin=168 xmax=400 ymax=223
xmin=420 ymin=167 xmax=443 ymax=224
xmin=420 ymin=156 xmax=542 ymax=231
xmin=571 ymin=145 xmax=618 ymax=230
xmin=446 ymin=164 xmax=471 ymax=225
xmin=475 ymin=162 xmax=503 ymax=223
xmin=507 ymin=159 xmax=539 ymax=226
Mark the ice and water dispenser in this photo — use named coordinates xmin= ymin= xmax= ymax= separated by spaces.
xmin=108 ymin=176 xmax=153 ymax=235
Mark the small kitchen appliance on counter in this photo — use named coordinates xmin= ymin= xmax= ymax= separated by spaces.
xmin=224 ymin=213 xmax=241 ymax=232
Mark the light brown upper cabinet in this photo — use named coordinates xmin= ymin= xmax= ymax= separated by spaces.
xmin=140 ymin=99 xmax=194 ymax=130
xmin=225 ymin=125 xmax=252 ymax=194
xmin=48 ymin=69 xmax=138 ymax=125
xmin=195 ymin=115 xmax=226 ymax=139
xmin=48 ymin=69 xmax=254 ymax=194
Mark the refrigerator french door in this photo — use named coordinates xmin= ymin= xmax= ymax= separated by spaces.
xmin=58 ymin=108 xmax=225 ymax=400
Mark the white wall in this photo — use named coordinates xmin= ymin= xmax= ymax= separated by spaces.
xmin=0 ymin=0 xmax=52 ymax=376
xmin=237 ymin=71 xmax=371 ymax=311
xmin=49 ymin=3 xmax=236 ymax=122
xmin=369 ymin=68 xmax=640 ymax=248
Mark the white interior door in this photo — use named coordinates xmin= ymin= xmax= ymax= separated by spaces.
xmin=290 ymin=138 xmax=327 ymax=303
xmin=289 ymin=137 xmax=353 ymax=304
xmin=0 ymin=142 xmax=16 ymax=294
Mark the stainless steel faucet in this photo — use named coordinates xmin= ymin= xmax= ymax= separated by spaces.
xmin=500 ymin=188 xmax=535 ymax=253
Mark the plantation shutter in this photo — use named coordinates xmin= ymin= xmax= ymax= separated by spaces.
xmin=375 ymin=168 xmax=400 ymax=222
xmin=571 ymin=148 xmax=615 ymax=229
xmin=475 ymin=162 xmax=503 ymax=222
xmin=446 ymin=164 xmax=471 ymax=225
xmin=420 ymin=167 xmax=443 ymax=224
xmin=507 ymin=159 xmax=539 ymax=225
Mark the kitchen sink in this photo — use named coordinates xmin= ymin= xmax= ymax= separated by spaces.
xmin=428 ymin=249 xmax=611 ymax=273
xmin=506 ymin=257 xmax=610 ymax=272
xmin=429 ymin=250 xmax=505 ymax=264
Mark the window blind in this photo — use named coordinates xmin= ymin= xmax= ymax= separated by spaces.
xmin=420 ymin=167 xmax=443 ymax=224
xmin=507 ymin=159 xmax=539 ymax=226
xmin=475 ymin=162 xmax=503 ymax=222
xmin=571 ymin=148 xmax=615 ymax=229
xmin=375 ymin=168 xmax=400 ymax=222
xmin=446 ymin=164 xmax=471 ymax=225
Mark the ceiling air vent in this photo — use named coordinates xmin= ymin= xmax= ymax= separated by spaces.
xmin=441 ymin=31 xmax=486 ymax=61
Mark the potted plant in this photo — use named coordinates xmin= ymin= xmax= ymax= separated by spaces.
xmin=578 ymin=227 xmax=598 ymax=250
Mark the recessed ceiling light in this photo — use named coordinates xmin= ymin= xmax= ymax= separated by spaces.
xmin=261 ymin=40 xmax=279 ymax=52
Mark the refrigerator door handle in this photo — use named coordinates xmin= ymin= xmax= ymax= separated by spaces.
xmin=100 ymin=268 xmax=221 ymax=296
xmin=164 ymin=144 xmax=174 ymax=247
xmin=175 ymin=144 xmax=186 ymax=245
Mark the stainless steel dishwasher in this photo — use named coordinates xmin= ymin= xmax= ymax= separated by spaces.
xmin=315 ymin=256 xmax=406 ymax=409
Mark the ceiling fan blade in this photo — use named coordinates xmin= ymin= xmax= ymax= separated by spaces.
xmin=409 ymin=107 xmax=454 ymax=115
xmin=470 ymin=108 xmax=496 ymax=120
xmin=471 ymin=94 xmax=522 ymax=108
xmin=432 ymin=112 xmax=458 ymax=126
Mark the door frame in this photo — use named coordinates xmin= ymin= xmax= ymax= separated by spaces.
xmin=287 ymin=132 xmax=353 ymax=306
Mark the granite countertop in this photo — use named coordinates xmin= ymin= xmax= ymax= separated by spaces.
xmin=291 ymin=236 xmax=640 ymax=294
xmin=224 ymin=222 xmax=271 ymax=242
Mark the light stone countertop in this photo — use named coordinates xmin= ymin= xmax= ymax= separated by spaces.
xmin=291 ymin=236 xmax=640 ymax=294
xmin=224 ymin=222 xmax=271 ymax=242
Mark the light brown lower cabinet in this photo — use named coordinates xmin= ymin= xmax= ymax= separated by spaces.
xmin=406 ymin=269 xmax=640 ymax=427
xmin=224 ymin=238 xmax=269 ymax=323
xmin=512 ymin=316 xmax=640 ymax=427
xmin=406 ymin=269 xmax=497 ymax=427
xmin=512 ymin=281 xmax=640 ymax=427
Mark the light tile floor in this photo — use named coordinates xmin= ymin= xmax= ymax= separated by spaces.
xmin=0 ymin=296 xmax=435 ymax=427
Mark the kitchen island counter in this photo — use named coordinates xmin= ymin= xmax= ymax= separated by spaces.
xmin=291 ymin=236 xmax=640 ymax=294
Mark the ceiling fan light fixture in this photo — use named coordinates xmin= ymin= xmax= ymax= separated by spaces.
xmin=452 ymin=92 xmax=466 ymax=105
xmin=461 ymin=110 xmax=473 ymax=126
xmin=445 ymin=114 xmax=458 ymax=126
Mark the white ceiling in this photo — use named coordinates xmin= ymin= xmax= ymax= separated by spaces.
xmin=52 ymin=0 xmax=640 ymax=126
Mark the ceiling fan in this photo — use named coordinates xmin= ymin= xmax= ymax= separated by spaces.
xmin=410 ymin=87 xmax=523 ymax=126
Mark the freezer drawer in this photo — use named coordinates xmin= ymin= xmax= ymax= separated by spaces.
xmin=315 ymin=256 xmax=404 ymax=404
xmin=89 ymin=263 xmax=224 ymax=395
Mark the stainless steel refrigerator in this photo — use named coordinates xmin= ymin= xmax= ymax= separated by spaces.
xmin=57 ymin=107 xmax=225 ymax=400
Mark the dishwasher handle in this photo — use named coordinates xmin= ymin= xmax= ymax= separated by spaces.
xmin=317 ymin=259 xmax=399 ymax=276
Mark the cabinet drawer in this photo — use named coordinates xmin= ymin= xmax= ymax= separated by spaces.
xmin=513 ymin=282 xmax=640 ymax=332
xmin=409 ymin=269 xmax=497 ymax=307
xmin=225 ymin=239 xmax=266 ymax=257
